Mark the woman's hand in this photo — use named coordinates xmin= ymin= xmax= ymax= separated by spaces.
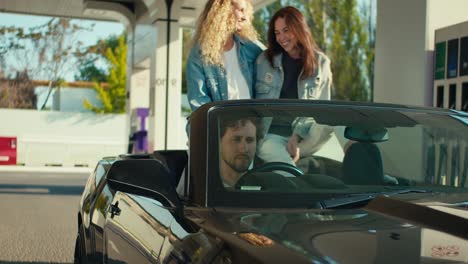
xmin=287 ymin=133 xmax=301 ymax=163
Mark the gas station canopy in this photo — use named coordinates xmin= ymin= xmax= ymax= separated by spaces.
xmin=0 ymin=0 xmax=273 ymax=27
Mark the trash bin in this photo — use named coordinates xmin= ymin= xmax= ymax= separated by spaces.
xmin=0 ymin=136 xmax=17 ymax=165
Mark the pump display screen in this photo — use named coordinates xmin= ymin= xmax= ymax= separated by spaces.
xmin=447 ymin=38 xmax=459 ymax=78
xmin=460 ymin=36 xmax=468 ymax=76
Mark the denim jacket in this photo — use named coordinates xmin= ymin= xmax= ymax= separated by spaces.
xmin=186 ymin=35 xmax=263 ymax=111
xmin=255 ymin=51 xmax=333 ymax=138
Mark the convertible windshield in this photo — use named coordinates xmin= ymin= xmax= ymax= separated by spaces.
xmin=210 ymin=103 xmax=468 ymax=207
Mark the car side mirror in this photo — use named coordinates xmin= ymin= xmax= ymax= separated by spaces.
xmin=106 ymin=159 xmax=181 ymax=209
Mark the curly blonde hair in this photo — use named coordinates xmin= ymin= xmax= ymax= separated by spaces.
xmin=192 ymin=0 xmax=258 ymax=66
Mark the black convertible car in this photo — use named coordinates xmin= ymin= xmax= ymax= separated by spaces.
xmin=74 ymin=100 xmax=468 ymax=263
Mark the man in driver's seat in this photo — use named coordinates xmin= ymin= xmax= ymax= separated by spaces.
xmin=177 ymin=116 xmax=261 ymax=195
xmin=219 ymin=117 xmax=260 ymax=187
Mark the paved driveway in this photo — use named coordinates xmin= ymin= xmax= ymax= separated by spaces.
xmin=0 ymin=167 xmax=90 ymax=263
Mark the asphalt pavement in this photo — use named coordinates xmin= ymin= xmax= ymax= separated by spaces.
xmin=0 ymin=165 xmax=91 ymax=263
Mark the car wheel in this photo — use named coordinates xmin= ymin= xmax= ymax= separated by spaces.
xmin=74 ymin=224 xmax=87 ymax=264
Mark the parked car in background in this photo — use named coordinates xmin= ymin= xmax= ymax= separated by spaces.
xmin=74 ymin=99 xmax=468 ymax=264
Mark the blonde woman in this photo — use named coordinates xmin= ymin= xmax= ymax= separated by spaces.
xmin=186 ymin=0 xmax=263 ymax=111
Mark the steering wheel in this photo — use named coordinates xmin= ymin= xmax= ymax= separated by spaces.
xmin=248 ymin=162 xmax=304 ymax=176
xmin=235 ymin=162 xmax=304 ymax=189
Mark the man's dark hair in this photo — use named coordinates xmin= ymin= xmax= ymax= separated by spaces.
xmin=219 ymin=116 xmax=263 ymax=142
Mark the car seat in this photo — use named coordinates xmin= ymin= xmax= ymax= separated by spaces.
xmin=152 ymin=150 xmax=188 ymax=187
xmin=342 ymin=142 xmax=384 ymax=185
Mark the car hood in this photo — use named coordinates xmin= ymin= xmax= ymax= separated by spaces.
xmin=186 ymin=194 xmax=468 ymax=264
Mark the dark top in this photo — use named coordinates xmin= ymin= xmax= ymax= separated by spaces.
xmin=270 ymin=52 xmax=304 ymax=137
xmin=280 ymin=52 xmax=303 ymax=99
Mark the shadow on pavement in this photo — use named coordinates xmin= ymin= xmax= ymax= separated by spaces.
xmin=0 ymin=262 xmax=72 ymax=264
xmin=0 ymin=184 xmax=84 ymax=195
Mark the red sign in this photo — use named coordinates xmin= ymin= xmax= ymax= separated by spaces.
xmin=0 ymin=137 xmax=17 ymax=165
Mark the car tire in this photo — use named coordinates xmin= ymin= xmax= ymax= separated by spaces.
xmin=74 ymin=224 xmax=87 ymax=264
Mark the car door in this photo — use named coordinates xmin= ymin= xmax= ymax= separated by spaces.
xmin=81 ymin=161 xmax=111 ymax=262
xmin=103 ymin=191 xmax=176 ymax=263
xmin=89 ymin=181 xmax=114 ymax=261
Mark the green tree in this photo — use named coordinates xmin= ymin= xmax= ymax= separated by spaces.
xmin=84 ymin=35 xmax=127 ymax=113
xmin=181 ymin=29 xmax=193 ymax=94
xmin=325 ymin=0 xmax=370 ymax=101
xmin=75 ymin=35 xmax=123 ymax=82
xmin=253 ymin=1 xmax=284 ymax=44
xmin=181 ymin=29 xmax=194 ymax=116
xmin=301 ymin=0 xmax=328 ymax=51
xmin=253 ymin=0 xmax=375 ymax=101
xmin=361 ymin=0 xmax=376 ymax=100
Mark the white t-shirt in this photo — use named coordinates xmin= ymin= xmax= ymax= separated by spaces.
xmin=223 ymin=42 xmax=251 ymax=99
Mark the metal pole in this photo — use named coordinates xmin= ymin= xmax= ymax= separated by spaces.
xmin=164 ymin=0 xmax=173 ymax=150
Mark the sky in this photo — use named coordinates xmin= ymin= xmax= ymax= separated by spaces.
xmin=0 ymin=12 xmax=125 ymax=48
xmin=0 ymin=12 xmax=125 ymax=81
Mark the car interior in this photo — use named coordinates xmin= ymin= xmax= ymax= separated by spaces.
xmin=142 ymin=105 xmax=468 ymax=202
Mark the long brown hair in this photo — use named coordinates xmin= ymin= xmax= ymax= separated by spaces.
xmin=266 ymin=6 xmax=319 ymax=79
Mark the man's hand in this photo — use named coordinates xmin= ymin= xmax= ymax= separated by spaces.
xmin=287 ymin=133 xmax=301 ymax=163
